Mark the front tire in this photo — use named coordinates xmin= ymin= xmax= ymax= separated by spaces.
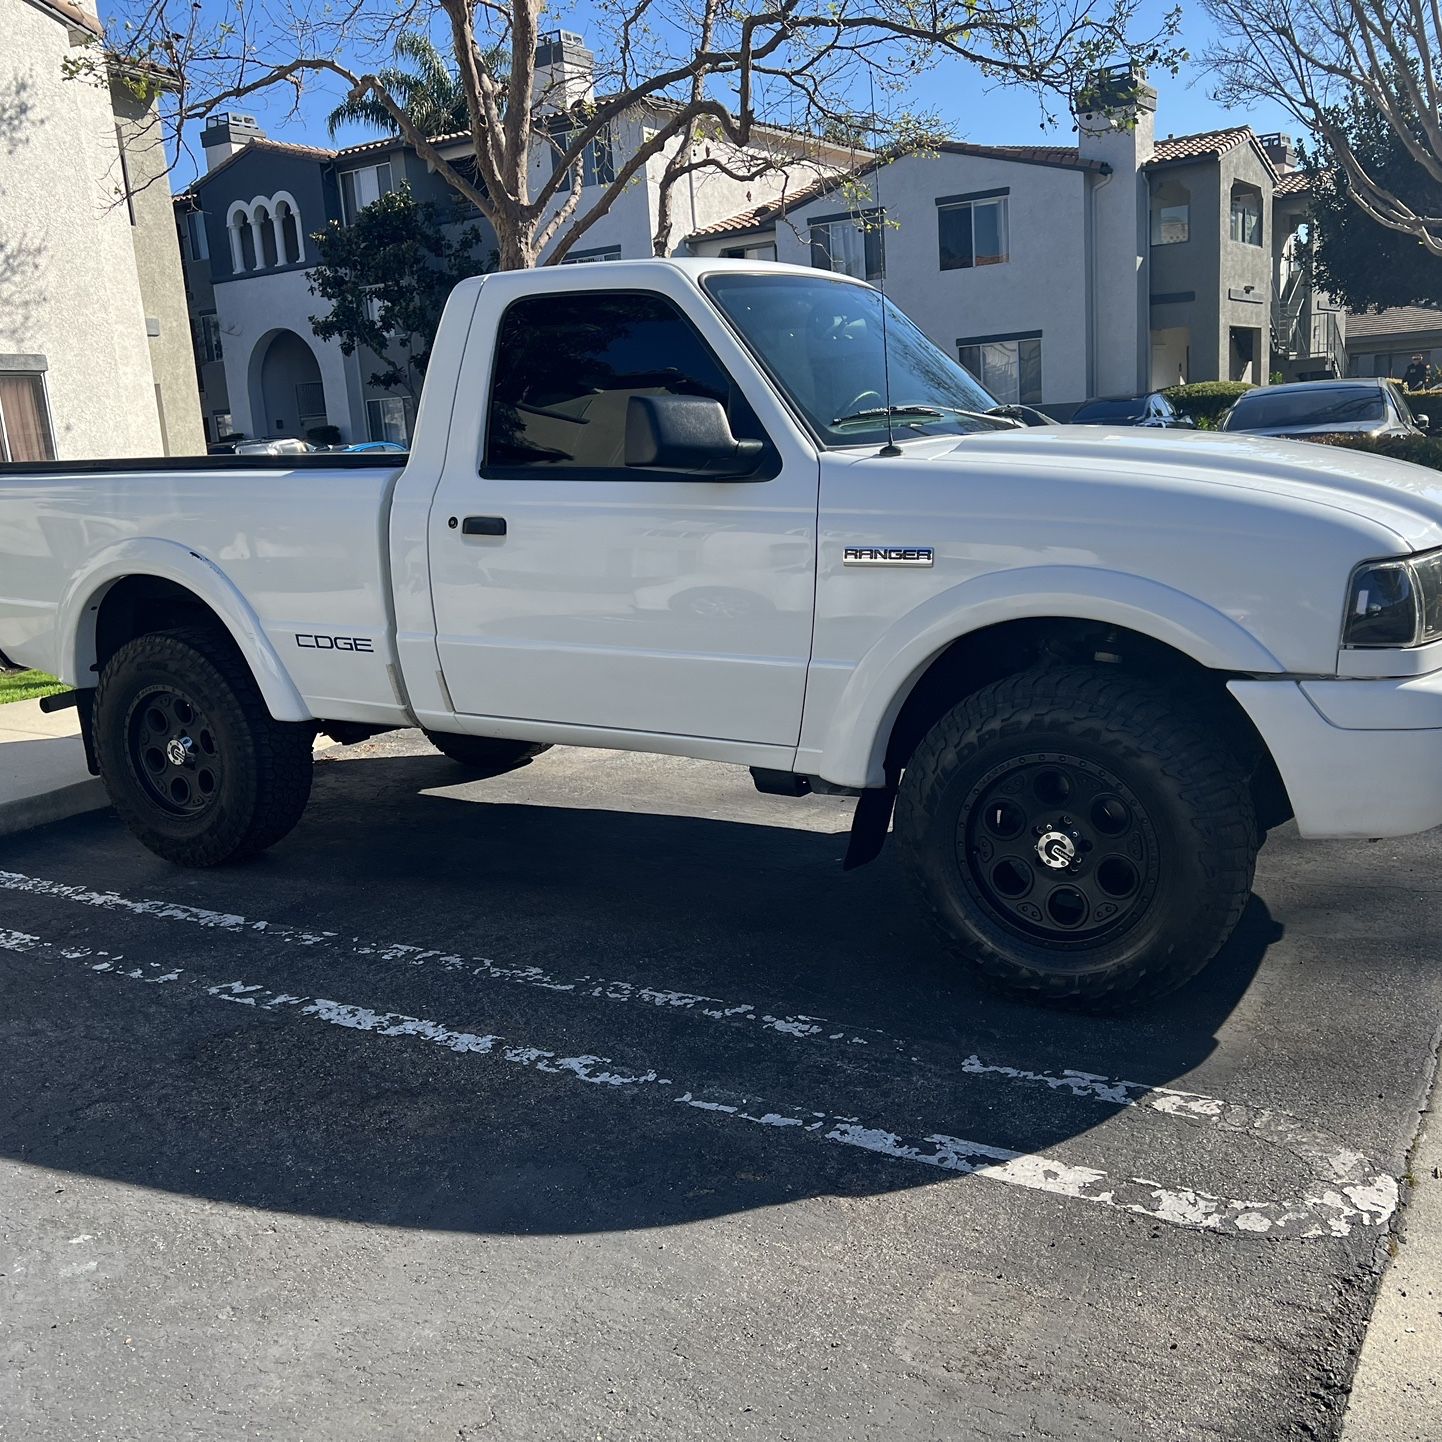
xmin=94 ymin=627 xmax=314 ymax=867
xmin=895 ymin=666 xmax=1257 ymax=1007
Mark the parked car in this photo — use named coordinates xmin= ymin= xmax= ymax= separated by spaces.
xmin=1220 ymin=378 xmax=1428 ymax=439
xmin=336 ymin=441 xmax=409 ymax=454
xmin=209 ymin=437 xmax=316 ymax=457
xmin=8 ymin=259 xmax=1442 ymax=1009
xmin=1069 ymin=392 xmax=1196 ymax=428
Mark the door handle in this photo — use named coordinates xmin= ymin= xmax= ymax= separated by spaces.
xmin=461 ymin=515 xmax=507 ymax=536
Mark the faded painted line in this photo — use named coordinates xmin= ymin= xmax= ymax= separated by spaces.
xmin=0 ymin=869 xmax=872 ymax=1045
xmin=0 ymin=925 xmax=1398 ymax=1240
xmin=0 ymin=868 xmax=1379 ymax=1180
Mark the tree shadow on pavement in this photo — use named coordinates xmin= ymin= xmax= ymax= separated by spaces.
xmin=0 ymin=748 xmax=1283 ymax=1236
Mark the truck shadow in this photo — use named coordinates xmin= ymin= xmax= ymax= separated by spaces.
xmin=0 ymin=748 xmax=1286 ymax=1237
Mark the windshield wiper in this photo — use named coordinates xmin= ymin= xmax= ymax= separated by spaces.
xmin=830 ymin=403 xmax=1016 ymax=431
xmin=831 ymin=404 xmax=946 ymax=428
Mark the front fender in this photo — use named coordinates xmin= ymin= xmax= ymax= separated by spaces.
xmin=60 ymin=538 xmax=311 ymax=723
xmin=815 ymin=565 xmax=1286 ymax=788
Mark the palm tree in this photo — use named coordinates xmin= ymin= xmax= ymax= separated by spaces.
xmin=326 ymin=33 xmax=474 ymax=140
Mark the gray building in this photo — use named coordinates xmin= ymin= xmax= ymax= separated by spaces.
xmin=1345 ymin=306 xmax=1442 ymax=382
xmin=173 ymin=33 xmax=850 ymax=447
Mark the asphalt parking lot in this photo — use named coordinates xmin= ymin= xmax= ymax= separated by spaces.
xmin=2 ymin=733 xmax=1439 ymax=1441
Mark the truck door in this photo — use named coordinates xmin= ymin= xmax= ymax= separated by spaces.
xmin=427 ymin=272 xmax=819 ymax=746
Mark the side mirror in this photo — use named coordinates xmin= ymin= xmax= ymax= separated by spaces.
xmin=1415 ymin=412 xmax=1431 ymax=432
xmin=625 ymin=395 xmax=765 ymax=479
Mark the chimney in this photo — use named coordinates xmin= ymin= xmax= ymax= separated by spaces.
xmin=1074 ymin=64 xmax=1157 ymax=398
xmin=1259 ymin=132 xmax=1296 ymax=173
xmin=200 ymin=112 xmax=264 ymax=171
xmin=534 ymin=29 xmax=595 ymax=114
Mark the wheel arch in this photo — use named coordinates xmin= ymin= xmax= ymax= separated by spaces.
xmin=61 ymin=540 xmax=310 ymax=723
xmin=817 ymin=572 xmax=1293 ymax=829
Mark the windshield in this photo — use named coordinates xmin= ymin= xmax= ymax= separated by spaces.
xmin=703 ymin=272 xmax=1008 ymax=445
xmin=1223 ymin=387 xmax=1385 ymax=429
xmin=1072 ymin=397 xmax=1146 ymax=423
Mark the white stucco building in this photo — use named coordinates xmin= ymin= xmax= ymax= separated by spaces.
xmin=0 ymin=0 xmax=202 ymax=460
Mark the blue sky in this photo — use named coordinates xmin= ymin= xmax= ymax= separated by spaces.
xmin=167 ymin=0 xmax=1296 ymax=187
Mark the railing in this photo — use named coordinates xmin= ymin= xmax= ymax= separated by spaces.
xmin=1271 ymin=290 xmax=1343 ymax=374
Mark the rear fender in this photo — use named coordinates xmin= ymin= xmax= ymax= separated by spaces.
xmin=60 ymin=538 xmax=310 ymax=722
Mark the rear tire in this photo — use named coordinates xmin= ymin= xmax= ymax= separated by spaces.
xmin=94 ymin=626 xmax=314 ymax=867
xmin=895 ymin=665 xmax=1257 ymax=1007
xmin=424 ymin=731 xmax=550 ymax=776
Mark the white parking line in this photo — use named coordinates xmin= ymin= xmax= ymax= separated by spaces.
xmin=0 ymin=922 xmax=1398 ymax=1240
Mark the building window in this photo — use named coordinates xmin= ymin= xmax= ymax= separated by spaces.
xmin=212 ymin=410 xmax=234 ymax=439
xmin=1230 ymin=184 xmax=1262 ymax=246
xmin=228 ymin=207 xmax=257 ymax=271
xmin=194 ymin=312 xmax=223 ymax=364
xmin=341 ymin=162 xmax=393 ymax=224
xmin=958 ymin=335 xmax=1043 ymax=406
xmin=809 ymin=212 xmax=884 ymax=282
xmin=560 ymin=246 xmax=622 ymax=264
xmin=720 ymin=242 xmax=778 ymax=261
xmin=252 ymin=203 xmax=278 ymax=267
xmin=1150 ymin=179 xmax=1189 ymax=245
xmin=183 ymin=209 xmax=209 ymax=261
xmin=547 ymin=121 xmax=616 ymax=189
xmin=0 ymin=371 xmax=57 ymax=462
xmin=937 ymin=195 xmax=1008 ymax=270
xmin=274 ymin=197 xmax=303 ymax=263
xmin=366 ymin=396 xmax=410 ymax=445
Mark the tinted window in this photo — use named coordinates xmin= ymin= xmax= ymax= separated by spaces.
xmin=1224 ymin=387 xmax=1385 ymax=430
xmin=1072 ymin=398 xmax=1146 ymax=423
xmin=486 ymin=291 xmax=764 ymax=472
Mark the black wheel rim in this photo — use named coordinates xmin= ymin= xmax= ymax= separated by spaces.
xmin=958 ymin=751 xmax=1161 ymax=951
xmin=126 ymin=685 xmax=224 ymax=818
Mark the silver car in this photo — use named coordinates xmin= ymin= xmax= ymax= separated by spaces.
xmin=1220 ymin=377 xmax=1429 ymax=439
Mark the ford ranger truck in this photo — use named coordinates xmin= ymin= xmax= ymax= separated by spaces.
xmin=3 ymin=260 xmax=1442 ymax=1008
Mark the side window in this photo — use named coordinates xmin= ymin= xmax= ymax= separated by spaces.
xmin=485 ymin=291 xmax=768 ymax=474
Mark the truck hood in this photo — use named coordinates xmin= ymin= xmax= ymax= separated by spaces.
xmin=909 ymin=425 xmax=1442 ymax=552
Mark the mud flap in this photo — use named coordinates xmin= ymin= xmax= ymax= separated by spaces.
xmin=843 ymin=767 xmax=899 ymax=871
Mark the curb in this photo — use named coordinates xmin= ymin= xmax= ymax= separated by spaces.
xmin=0 ymin=778 xmax=109 ymax=841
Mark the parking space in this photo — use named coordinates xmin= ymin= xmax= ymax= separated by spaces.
xmin=2 ymin=734 xmax=1439 ymax=1440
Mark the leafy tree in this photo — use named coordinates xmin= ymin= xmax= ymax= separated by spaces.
xmin=307 ymin=185 xmax=488 ymax=401
xmin=1302 ymin=88 xmax=1442 ymax=311
xmin=98 ymin=0 xmax=1182 ymax=270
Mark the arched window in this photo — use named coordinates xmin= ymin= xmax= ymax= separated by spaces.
xmin=228 ymin=207 xmax=257 ymax=272
xmin=272 ymin=194 xmax=304 ymax=264
xmin=252 ymin=204 xmax=278 ymax=268
xmin=1150 ymin=178 xmax=1189 ymax=245
xmin=1230 ymin=183 xmax=1263 ymax=246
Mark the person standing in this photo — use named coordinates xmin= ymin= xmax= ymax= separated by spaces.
xmin=1403 ymin=353 xmax=1431 ymax=390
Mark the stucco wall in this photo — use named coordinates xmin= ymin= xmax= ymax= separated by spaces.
xmin=0 ymin=0 xmax=164 ymax=460
xmin=112 ymin=78 xmax=205 ymax=455
xmin=214 ymin=267 xmax=357 ymax=442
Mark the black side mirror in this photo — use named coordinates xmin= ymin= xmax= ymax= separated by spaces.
xmin=625 ymin=395 xmax=765 ymax=479
xmin=1415 ymin=412 xmax=1431 ymax=432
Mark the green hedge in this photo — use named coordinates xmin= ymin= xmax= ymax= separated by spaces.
xmin=1305 ymin=433 xmax=1442 ymax=471
xmin=1161 ymin=381 xmax=1254 ymax=430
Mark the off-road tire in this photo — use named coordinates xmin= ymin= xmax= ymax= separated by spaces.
xmin=424 ymin=731 xmax=551 ymax=776
xmin=94 ymin=626 xmax=314 ymax=866
xmin=895 ymin=665 xmax=1257 ymax=1007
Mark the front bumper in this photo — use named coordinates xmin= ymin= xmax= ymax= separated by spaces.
xmin=1230 ymin=673 xmax=1442 ymax=838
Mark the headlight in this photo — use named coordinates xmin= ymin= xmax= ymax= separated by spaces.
xmin=1344 ymin=549 xmax=1442 ymax=647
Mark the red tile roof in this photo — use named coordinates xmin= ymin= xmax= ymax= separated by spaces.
xmin=1151 ymin=126 xmax=1252 ymax=164
xmin=183 ymin=136 xmax=338 ymax=192
xmin=1274 ymin=170 xmax=1311 ymax=197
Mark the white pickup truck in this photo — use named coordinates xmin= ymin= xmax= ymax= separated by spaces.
xmin=4 ymin=259 xmax=1442 ymax=1007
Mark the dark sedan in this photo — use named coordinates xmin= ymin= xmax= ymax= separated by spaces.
xmin=1220 ymin=378 xmax=1428 ymax=439
xmin=1069 ymin=392 xmax=1196 ymax=428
